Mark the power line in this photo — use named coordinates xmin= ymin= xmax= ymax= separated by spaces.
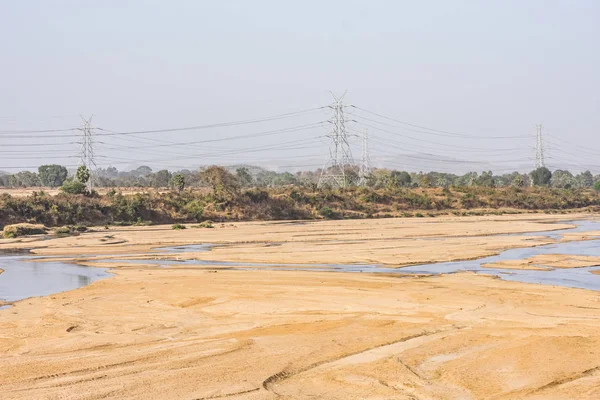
xmin=350 ymin=105 xmax=530 ymax=139
xmin=96 ymin=122 xmax=327 ymax=150
xmin=0 ymin=106 xmax=326 ymax=139
xmin=354 ymin=122 xmax=527 ymax=152
xmin=0 ymin=128 xmax=77 ymax=135
xmin=95 ymin=107 xmax=326 ymax=137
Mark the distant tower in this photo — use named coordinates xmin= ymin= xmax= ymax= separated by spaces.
xmin=318 ymin=92 xmax=355 ymax=188
xmin=358 ymin=129 xmax=371 ymax=186
xmin=79 ymin=115 xmax=97 ymax=191
xmin=535 ymin=124 xmax=545 ymax=169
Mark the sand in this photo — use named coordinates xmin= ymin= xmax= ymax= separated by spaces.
xmin=483 ymin=254 xmax=600 ymax=270
xmin=1 ymin=214 xmax=600 ymax=400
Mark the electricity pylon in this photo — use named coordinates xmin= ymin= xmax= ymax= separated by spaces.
xmin=535 ymin=124 xmax=545 ymax=169
xmin=358 ymin=128 xmax=371 ymax=186
xmin=318 ymin=92 xmax=355 ymax=188
xmin=79 ymin=115 xmax=97 ymax=191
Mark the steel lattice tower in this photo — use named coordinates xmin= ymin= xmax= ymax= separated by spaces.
xmin=535 ymin=124 xmax=545 ymax=169
xmin=358 ymin=129 xmax=371 ymax=186
xmin=79 ymin=116 xmax=97 ymax=191
xmin=318 ymin=93 xmax=355 ymax=188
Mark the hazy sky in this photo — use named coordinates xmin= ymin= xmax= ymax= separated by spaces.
xmin=1 ymin=1 xmax=599 ymax=173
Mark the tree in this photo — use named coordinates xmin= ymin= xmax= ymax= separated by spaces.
xmin=106 ymin=166 xmax=118 ymax=177
xmin=200 ymin=166 xmax=240 ymax=200
xmin=153 ymin=170 xmax=172 ymax=188
xmin=8 ymin=171 xmax=40 ymax=187
xmin=436 ymin=176 xmax=452 ymax=188
xmin=512 ymin=175 xmax=525 ymax=188
xmin=38 ymin=164 xmax=68 ymax=187
xmin=133 ymin=165 xmax=153 ymax=177
xmin=575 ymin=170 xmax=594 ymax=188
xmin=386 ymin=170 xmax=411 ymax=189
xmin=456 ymin=172 xmax=476 ymax=186
xmin=76 ymin=165 xmax=90 ymax=185
xmin=236 ymin=167 xmax=253 ymax=187
xmin=419 ymin=175 xmax=432 ymax=188
xmin=594 ymin=181 xmax=600 ymax=192
xmin=550 ymin=170 xmax=574 ymax=189
xmin=475 ymin=171 xmax=495 ymax=187
xmin=172 ymin=174 xmax=185 ymax=192
xmin=530 ymin=167 xmax=552 ymax=186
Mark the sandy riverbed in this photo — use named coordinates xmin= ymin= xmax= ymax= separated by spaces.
xmin=1 ymin=214 xmax=600 ymax=399
xmin=483 ymin=254 xmax=600 ymax=270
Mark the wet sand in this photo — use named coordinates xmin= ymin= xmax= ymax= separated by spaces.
xmin=1 ymin=214 xmax=600 ymax=399
xmin=483 ymin=254 xmax=600 ymax=270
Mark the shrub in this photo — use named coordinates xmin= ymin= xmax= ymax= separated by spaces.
xmin=319 ymin=206 xmax=335 ymax=219
xmin=54 ymin=226 xmax=72 ymax=235
xmin=134 ymin=217 xmax=152 ymax=226
xmin=172 ymin=223 xmax=186 ymax=230
xmin=3 ymin=223 xmax=47 ymax=238
xmin=183 ymin=200 xmax=204 ymax=221
xmin=415 ymin=213 xmax=425 ymax=218
xmin=60 ymin=179 xmax=87 ymax=195
xmin=594 ymin=181 xmax=600 ymax=192
xmin=53 ymin=225 xmax=87 ymax=235
xmin=192 ymin=221 xmax=214 ymax=229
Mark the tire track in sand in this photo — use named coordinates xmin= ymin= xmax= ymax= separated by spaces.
xmin=262 ymin=326 xmax=460 ymax=394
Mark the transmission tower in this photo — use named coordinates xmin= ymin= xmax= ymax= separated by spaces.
xmin=358 ymin=129 xmax=371 ymax=186
xmin=535 ymin=124 xmax=545 ymax=169
xmin=79 ymin=115 xmax=97 ymax=191
xmin=318 ymin=92 xmax=355 ymax=188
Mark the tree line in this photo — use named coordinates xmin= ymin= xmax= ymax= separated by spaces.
xmin=1 ymin=164 xmax=599 ymax=192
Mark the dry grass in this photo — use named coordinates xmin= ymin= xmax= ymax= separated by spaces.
xmin=2 ymin=223 xmax=46 ymax=238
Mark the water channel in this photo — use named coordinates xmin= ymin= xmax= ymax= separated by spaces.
xmin=2 ymin=220 xmax=600 ymax=307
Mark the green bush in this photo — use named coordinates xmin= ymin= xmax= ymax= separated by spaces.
xmin=319 ymin=206 xmax=335 ymax=219
xmin=172 ymin=223 xmax=186 ymax=230
xmin=183 ymin=200 xmax=204 ymax=221
xmin=192 ymin=221 xmax=214 ymax=229
xmin=60 ymin=179 xmax=87 ymax=195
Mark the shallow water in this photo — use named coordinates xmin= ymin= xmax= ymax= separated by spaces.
xmin=401 ymin=239 xmax=600 ymax=291
xmin=2 ymin=220 xmax=600 ymax=306
xmin=108 ymin=220 xmax=600 ymax=291
xmin=509 ymin=219 xmax=600 ymax=240
xmin=0 ymin=254 xmax=110 ymax=303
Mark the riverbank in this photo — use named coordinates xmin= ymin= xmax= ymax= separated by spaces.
xmin=1 ymin=214 xmax=600 ymax=399
xmin=2 ymin=186 xmax=600 ymax=229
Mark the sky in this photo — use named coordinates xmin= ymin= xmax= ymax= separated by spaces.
xmin=1 ymin=0 xmax=599 ymax=174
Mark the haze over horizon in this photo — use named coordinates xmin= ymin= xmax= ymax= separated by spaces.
xmin=1 ymin=1 xmax=599 ymax=174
